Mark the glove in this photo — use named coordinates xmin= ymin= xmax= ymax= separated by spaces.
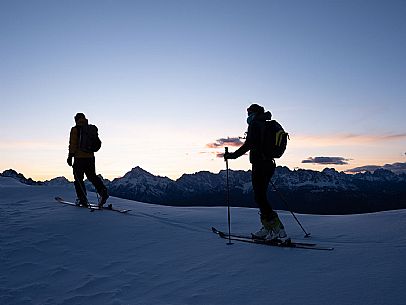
xmin=224 ymin=152 xmax=235 ymax=160
xmin=67 ymin=154 xmax=74 ymax=167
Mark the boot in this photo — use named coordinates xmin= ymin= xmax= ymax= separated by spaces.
xmin=252 ymin=212 xmax=274 ymax=239
xmin=252 ymin=226 xmax=270 ymax=239
xmin=98 ymin=188 xmax=109 ymax=208
xmin=264 ymin=215 xmax=288 ymax=241
xmin=75 ymin=198 xmax=89 ymax=207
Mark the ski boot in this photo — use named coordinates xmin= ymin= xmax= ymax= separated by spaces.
xmin=75 ymin=198 xmax=89 ymax=208
xmin=98 ymin=188 xmax=109 ymax=208
xmin=252 ymin=226 xmax=270 ymax=239
xmin=265 ymin=215 xmax=288 ymax=242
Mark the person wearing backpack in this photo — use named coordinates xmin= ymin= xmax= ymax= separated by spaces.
xmin=224 ymin=104 xmax=287 ymax=241
xmin=67 ymin=113 xmax=109 ymax=208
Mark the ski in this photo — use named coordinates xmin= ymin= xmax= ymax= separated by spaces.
xmin=212 ymin=227 xmax=334 ymax=251
xmin=101 ymin=203 xmax=131 ymax=214
xmin=214 ymin=229 xmax=317 ymax=247
xmin=55 ymin=196 xmax=99 ymax=210
xmin=55 ymin=197 xmax=130 ymax=214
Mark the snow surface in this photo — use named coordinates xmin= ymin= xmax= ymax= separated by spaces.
xmin=1 ymin=176 xmax=405 ymax=305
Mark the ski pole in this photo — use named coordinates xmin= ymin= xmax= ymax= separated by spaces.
xmin=225 ymin=147 xmax=233 ymax=245
xmin=270 ymin=181 xmax=311 ymax=238
xmin=94 ymin=164 xmax=101 ymax=205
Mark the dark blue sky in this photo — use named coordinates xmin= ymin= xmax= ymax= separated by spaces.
xmin=1 ymin=0 xmax=405 ymax=179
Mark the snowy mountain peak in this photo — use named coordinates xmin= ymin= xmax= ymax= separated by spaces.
xmin=2 ymin=169 xmax=22 ymax=179
xmin=322 ymin=168 xmax=341 ymax=176
xmin=1 ymin=169 xmax=42 ymax=185
xmin=110 ymin=166 xmax=173 ymax=202
xmin=44 ymin=176 xmax=71 ymax=186
xmin=123 ymin=166 xmax=157 ymax=180
xmin=373 ymin=168 xmax=398 ymax=181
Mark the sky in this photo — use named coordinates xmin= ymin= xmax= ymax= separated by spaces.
xmin=1 ymin=0 xmax=405 ymax=181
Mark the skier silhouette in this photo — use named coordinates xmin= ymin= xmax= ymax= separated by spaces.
xmin=67 ymin=113 xmax=109 ymax=208
xmin=224 ymin=104 xmax=287 ymax=240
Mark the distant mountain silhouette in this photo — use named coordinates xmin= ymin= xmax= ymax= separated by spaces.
xmin=1 ymin=169 xmax=43 ymax=185
xmin=2 ymin=166 xmax=406 ymax=214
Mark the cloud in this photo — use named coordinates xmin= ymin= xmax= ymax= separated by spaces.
xmin=216 ymin=152 xmax=225 ymax=158
xmin=291 ymin=133 xmax=406 ymax=148
xmin=198 ymin=151 xmax=232 ymax=159
xmin=339 ymin=133 xmax=406 ymax=141
xmin=0 ymin=140 xmax=63 ymax=150
xmin=347 ymin=162 xmax=406 ymax=174
xmin=301 ymin=156 xmax=351 ymax=165
xmin=206 ymin=137 xmax=243 ymax=148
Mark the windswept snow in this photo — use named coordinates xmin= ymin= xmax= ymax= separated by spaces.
xmin=1 ymin=178 xmax=405 ymax=305
xmin=0 ymin=177 xmax=30 ymax=188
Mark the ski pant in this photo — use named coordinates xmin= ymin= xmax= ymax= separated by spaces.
xmin=251 ymin=160 xmax=277 ymax=221
xmin=73 ymin=157 xmax=107 ymax=202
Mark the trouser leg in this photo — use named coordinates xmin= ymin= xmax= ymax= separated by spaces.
xmin=252 ymin=161 xmax=276 ymax=221
xmin=83 ymin=157 xmax=108 ymax=196
xmin=73 ymin=159 xmax=87 ymax=202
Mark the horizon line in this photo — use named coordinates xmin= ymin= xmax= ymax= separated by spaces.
xmin=2 ymin=163 xmax=406 ymax=183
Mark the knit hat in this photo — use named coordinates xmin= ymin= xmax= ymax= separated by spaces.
xmin=74 ymin=113 xmax=86 ymax=122
xmin=247 ymin=104 xmax=265 ymax=114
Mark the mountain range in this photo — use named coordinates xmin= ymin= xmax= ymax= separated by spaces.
xmin=2 ymin=166 xmax=406 ymax=214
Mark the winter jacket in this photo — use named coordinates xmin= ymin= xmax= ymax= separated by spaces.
xmin=232 ymin=111 xmax=273 ymax=164
xmin=68 ymin=117 xmax=94 ymax=158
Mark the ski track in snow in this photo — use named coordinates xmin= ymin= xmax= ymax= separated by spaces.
xmin=1 ymin=176 xmax=406 ymax=305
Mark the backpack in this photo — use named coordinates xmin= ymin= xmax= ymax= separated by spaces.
xmin=261 ymin=120 xmax=289 ymax=159
xmin=78 ymin=124 xmax=102 ymax=153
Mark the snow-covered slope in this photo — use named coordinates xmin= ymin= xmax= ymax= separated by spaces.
xmin=1 ymin=178 xmax=405 ymax=305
